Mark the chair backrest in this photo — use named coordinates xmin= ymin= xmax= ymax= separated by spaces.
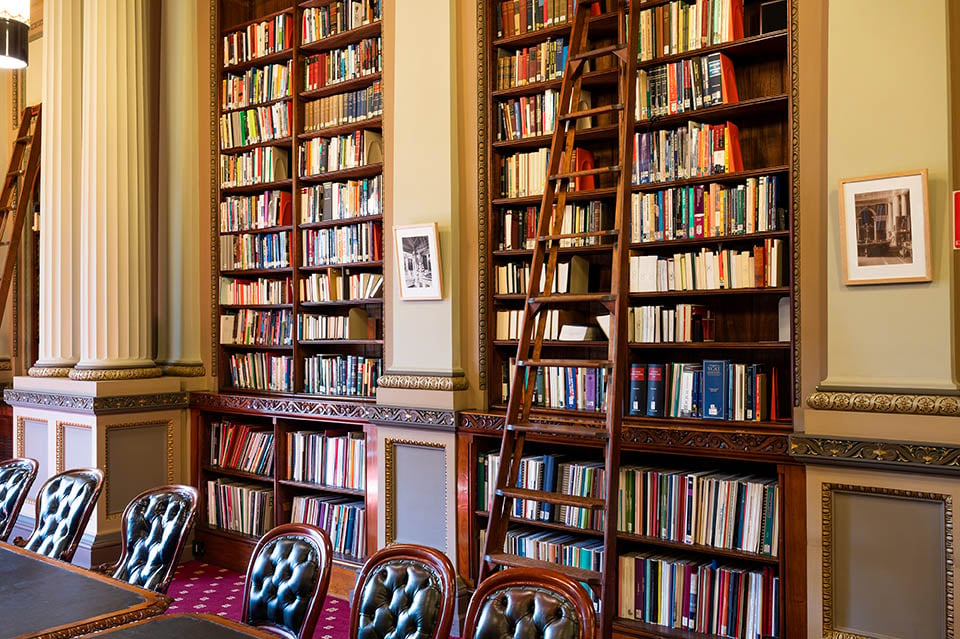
xmin=0 ymin=457 xmax=38 ymax=542
xmin=105 ymin=485 xmax=198 ymax=593
xmin=349 ymin=543 xmax=456 ymax=639
xmin=461 ymin=567 xmax=597 ymax=639
xmin=242 ymin=523 xmax=333 ymax=639
xmin=20 ymin=467 xmax=104 ymax=562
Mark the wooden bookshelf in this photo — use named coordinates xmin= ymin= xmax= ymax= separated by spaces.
xmin=466 ymin=0 xmax=803 ymax=637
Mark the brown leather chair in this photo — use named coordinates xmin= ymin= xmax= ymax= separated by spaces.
xmin=349 ymin=543 xmax=456 ymax=639
xmin=242 ymin=522 xmax=333 ymax=639
xmin=462 ymin=567 xmax=597 ymax=639
xmin=93 ymin=485 xmax=198 ymax=593
xmin=14 ymin=467 xmax=104 ymax=563
xmin=0 ymin=457 xmax=38 ymax=542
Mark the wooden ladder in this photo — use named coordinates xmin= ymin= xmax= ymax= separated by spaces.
xmin=0 ymin=104 xmax=41 ymax=321
xmin=478 ymin=0 xmax=640 ymax=634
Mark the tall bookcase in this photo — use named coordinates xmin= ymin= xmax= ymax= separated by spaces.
xmin=460 ymin=0 xmax=805 ymax=637
xmin=206 ymin=0 xmax=384 ymax=585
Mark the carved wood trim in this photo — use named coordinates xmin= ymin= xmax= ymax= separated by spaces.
xmin=807 ymin=390 xmax=960 ymax=416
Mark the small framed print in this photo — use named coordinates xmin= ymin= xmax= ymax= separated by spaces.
xmin=394 ymin=222 xmax=442 ymax=300
xmin=838 ymin=169 xmax=932 ymax=285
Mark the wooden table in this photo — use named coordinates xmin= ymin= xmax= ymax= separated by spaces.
xmin=78 ymin=614 xmax=280 ymax=638
xmin=0 ymin=543 xmax=169 ymax=639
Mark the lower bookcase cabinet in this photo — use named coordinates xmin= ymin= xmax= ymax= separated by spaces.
xmin=192 ymin=393 xmax=377 ymax=596
xmin=456 ymin=412 xmax=806 ymax=639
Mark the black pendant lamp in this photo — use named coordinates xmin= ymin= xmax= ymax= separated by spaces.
xmin=0 ymin=1 xmax=28 ymax=70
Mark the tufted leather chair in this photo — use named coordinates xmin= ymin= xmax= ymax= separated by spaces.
xmin=0 ymin=457 xmax=38 ymax=542
xmin=462 ymin=567 xmax=597 ymax=639
xmin=349 ymin=543 xmax=456 ymax=639
xmin=242 ymin=522 xmax=333 ymax=639
xmin=13 ymin=467 xmax=103 ymax=563
xmin=93 ymin=485 xmax=198 ymax=593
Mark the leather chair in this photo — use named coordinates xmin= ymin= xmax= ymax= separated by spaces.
xmin=349 ymin=543 xmax=456 ymax=639
xmin=0 ymin=457 xmax=38 ymax=542
xmin=93 ymin=485 xmax=198 ymax=593
xmin=13 ymin=467 xmax=104 ymax=563
xmin=461 ymin=567 xmax=597 ymax=639
xmin=242 ymin=522 xmax=333 ymax=639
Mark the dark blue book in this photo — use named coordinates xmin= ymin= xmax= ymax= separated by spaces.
xmin=745 ymin=363 xmax=757 ymax=421
xmin=584 ymin=368 xmax=597 ymax=411
xmin=565 ymin=367 xmax=577 ymax=409
xmin=702 ymin=359 xmax=729 ymax=420
xmin=540 ymin=454 xmax=559 ymax=521
xmin=645 ymin=363 xmax=665 ymax=417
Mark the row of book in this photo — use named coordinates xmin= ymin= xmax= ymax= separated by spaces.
xmin=220 ymin=231 xmax=291 ymax=271
xmin=300 ymin=271 xmax=383 ymax=303
xmin=302 ymin=222 xmax=383 ymax=267
xmin=303 ymin=37 xmax=382 ymax=92
xmin=220 ymin=101 xmax=291 ymax=150
xmin=480 ymin=453 xmax=606 ymax=531
xmin=619 ymin=554 xmax=778 ymax=639
xmin=618 ymin=467 xmax=779 ymax=556
xmin=222 ymin=13 xmax=292 ymax=68
xmin=299 ymin=131 xmax=383 ymax=177
xmin=632 ymin=121 xmax=743 ymax=186
xmin=219 ymin=309 xmax=294 ymax=346
xmin=220 ymin=146 xmax=290 ymax=188
xmin=497 ymin=89 xmax=560 ymax=141
xmin=494 ymin=0 xmax=583 ymax=38
xmin=628 ymin=239 xmax=785 ymax=292
xmin=629 ymin=303 xmax=710 ymax=344
xmin=209 ymin=421 xmax=275 ymax=477
xmin=292 ymin=496 xmax=366 ymax=558
xmin=630 ymin=175 xmax=786 ymax=243
xmin=636 ymin=52 xmax=737 ymax=121
xmin=220 ymin=191 xmax=292 ymax=233
xmin=628 ymin=361 xmax=779 ymax=422
xmin=298 ymin=308 xmax=377 ymax=341
xmin=494 ymin=253 xmax=589 ymax=296
xmin=228 ymin=352 xmax=293 ymax=393
xmin=303 ymin=355 xmax=381 ymax=397
xmin=222 ymin=63 xmax=291 ymax=111
xmin=502 ymin=359 xmax=609 ymax=411
xmin=220 ymin=276 xmax=293 ymax=306
xmin=637 ymin=0 xmax=744 ymax=62
xmin=504 ymin=527 xmax=604 ymax=572
xmin=304 ymin=81 xmax=383 ymax=132
xmin=499 ymin=201 xmax=609 ymax=250
xmin=287 ymin=430 xmax=366 ymax=490
xmin=301 ymin=0 xmax=382 ymax=44
xmin=301 ymin=177 xmax=382 ymax=224
xmin=206 ymin=479 xmax=275 ymax=538
xmin=495 ymin=38 xmax=567 ymax=90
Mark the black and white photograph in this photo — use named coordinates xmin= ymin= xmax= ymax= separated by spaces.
xmin=395 ymin=223 xmax=442 ymax=300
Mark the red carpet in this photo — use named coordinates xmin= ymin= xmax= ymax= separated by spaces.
xmin=166 ymin=560 xmax=351 ymax=639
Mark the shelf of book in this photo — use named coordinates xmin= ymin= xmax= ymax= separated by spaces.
xmin=300 ymin=21 xmax=381 ymax=52
xmin=299 ymin=163 xmax=383 ymax=183
xmin=300 ymin=72 xmax=382 ymax=100
xmin=299 ymin=116 xmax=383 ymax=139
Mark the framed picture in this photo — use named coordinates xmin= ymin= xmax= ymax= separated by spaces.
xmin=394 ymin=223 xmax=442 ymax=300
xmin=838 ymin=169 xmax=932 ymax=285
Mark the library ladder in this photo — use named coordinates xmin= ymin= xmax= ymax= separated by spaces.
xmin=479 ymin=1 xmax=640 ymax=634
xmin=0 ymin=104 xmax=41 ymax=322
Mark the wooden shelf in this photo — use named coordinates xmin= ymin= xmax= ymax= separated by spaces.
xmin=201 ymin=465 xmax=274 ymax=484
xmin=635 ymin=95 xmax=789 ymax=131
xmin=492 ymin=12 xmax=618 ymax=49
xmin=222 ymin=48 xmax=293 ymax=75
xmin=491 ymin=68 xmax=618 ymax=99
xmin=219 ymin=224 xmax=293 ymax=236
xmin=220 ymin=178 xmax=293 ymax=196
xmin=278 ymin=478 xmax=365 ymax=497
xmin=221 ymin=95 xmax=292 ymax=115
xmin=299 ymin=298 xmax=384 ymax=307
xmin=630 ymin=230 xmax=790 ymax=251
xmin=475 ymin=510 xmax=604 ymax=538
xmin=300 ymin=163 xmax=383 ymax=183
xmin=299 ymin=339 xmax=384 ymax=346
xmin=616 ymin=531 xmax=779 ymax=565
xmin=632 ymin=167 xmax=791 ymax=193
xmin=493 ymin=340 xmax=609 ymax=348
xmin=221 ymin=7 xmax=293 ymax=36
xmin=300 ymin=21 xmax=382 ymax=53
xmin=493 ymin=124 xmax=619 ymax=151
xmin=492 ymin=186 xmax=619 ymax=207
xmin=219 ymin=304 xmax=294 ymax=310
xmin=219 ymin=136 xmax=293 ymax=155
xmin=628 ymin=286 xmax=791 ymax=299
xmin=220 ymin=267 xmax=293 ymax=277
xmin=220 ymin=343 xmax=294 ymax=351
xmin=628 ymin=341 xmax=790 ymax=350
xmin=299 ymin=116 xmax=383 ymax=140
xmin=300 ymin=214 xmax=383 ymax=230
xmin=493 ymin=243 xmax=615 ymax=258
xmin=300 ymin=260 xmax=384 ymax=271
xmin=301 ymin=72 xmax=382 ymax=100
xmin=485 ymin=551 xmax=602 ymax=584
xmin=636 ymin=31 xmax=789 ymax=71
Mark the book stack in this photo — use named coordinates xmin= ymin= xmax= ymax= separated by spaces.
xmin=628 ymin=239 xmax=785 ymax=292
xmin=220 ymin=191 xmax=292 ymax=233
xmin=221 ymin=63 xmax=291 ymax=110
xmin=206 ymin=479 xmax=274 ymax=537
xmin=291 ymin=496 xmax=366 ymax=558
xmin=222 ymin=13 xmax=292 ymax=66
xmin=300 ymin=176 xmax=382 ymax=223
xmin=219 ymin=276 xmax=293 ymax=306
xmin=220 ymin=231 xmax=291 ymax=271
xmin=228 ymin=353 xmax=293 ymax=393
xmin=301 ymin=221 xmax=382 ymax=266
xmin=303 ymin=355 xmax=381 ymax=397
xmin=209 ymin=421 xmax=275 ymax=477
xmin=303 ymin=37 xmax=382 ymax=90
xmin=301 ymin=0 xmax=382 ymax=43
xmin=632 ymin=121 xmax=743 ymax=185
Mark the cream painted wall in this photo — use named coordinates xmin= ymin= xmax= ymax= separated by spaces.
xmin=824 ymin=0 xmax=958 ymax=392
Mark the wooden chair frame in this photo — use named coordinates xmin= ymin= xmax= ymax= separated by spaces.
xmin=0 ymin=456 xmax=38 ymax=542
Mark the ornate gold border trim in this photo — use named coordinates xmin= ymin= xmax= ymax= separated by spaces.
xmin=208 ymin=0 xmax=219 ymax=374
xmin=27 ymin=366 xmax=72 ymax=377
xmin=55 ymin=420 xmax=91 ymax=474
xmin=476 ymin=0 xmax=488 ymax=392
xmin=378 ymin=374 xmax=468 ymax=391
xmin=103 ymin=420 xmax=176 ymax=519
xmin=790 ymin=0 xmax=801 ymax=406
xmin=807 ymin=391 xmax=960 ymax=416
xmin=69 ymin=366 xmax=163 ymax=381
xmin=822 ymin=483 xmax=954 ymax=639
xmin=4 ymin=390 xmax=188 ymax=414
xmin=792 ymin=435 xmax=960 ymax=472
xmin=383 ymin=438 xmax=447 ymax=545
xmin=14 ymin=415 xmax=35 ymax=457
xmin=161 ymin=363 xmax=206 ymax=377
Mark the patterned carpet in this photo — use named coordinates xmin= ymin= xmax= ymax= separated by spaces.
xmin=166 ymin=560 xmax=351 ymax=639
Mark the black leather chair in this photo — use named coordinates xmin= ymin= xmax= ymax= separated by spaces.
xmin=462 ymin=567 xmax=597 ymax=639
xmin=93 ymin=485 xmax=198 ymax=593
xmin=13 ymin=467 xmax=104 ymax=563
xmin=0 ymin=457 xmax=38 ymax=542
xmin=242 ymin=522 xmax=333 ymax=639
xmin=349 ymin=543 xmax=456 ymax=639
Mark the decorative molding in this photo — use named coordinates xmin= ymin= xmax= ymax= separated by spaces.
xmin=790 ymin=0 xmax=801 ymax=407
xmin=476 ymin=0 xmax=488 ymax=392
xmin=209 ymin=0 xmax=219 ymax=374
xmin=821 ymin=483 xmax=954 ymax=639
xmin=55 ymin=421 xmax=91 ymax=474
xmin=791 ymin=435 xmax=960 ymax=474
xmin=366 ymin=405 xmax=456 ymax=429
xmin=807 ymin=390 xmax=960 ymax=416
xmin=69 ymin=366 xmax=164 ymax=381
xmin=4 ymin=390 xmax=188 ymax=415
xmin=383 ymin=438 xmax=448 ymax=545
xmin=27 ymin=366 xmax=72 ymax=378
xmin=378 ymin=374 xmax=468 ymax=392
xmin=161 ymin=363 xmax=206 ymax=377
xmin=14 ymin=415 xmax=35 ymax=457
xmin=103 ymin=420 xmax=176 ymax=519
xmin=26 ymin=597 xmax=171 ymax=638
xmin=0 ymin=359 xmax=11 ymax=371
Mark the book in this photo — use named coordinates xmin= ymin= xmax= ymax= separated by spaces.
xmin=702 ymin=359 xmax=728 ymax=420
xmin=558 ymin=324 xmax=601 ymax=341
xmin=628 ymin=363 xmax=647 ymax=416
xmin=645 ymin=363 xmax=664 ymax=417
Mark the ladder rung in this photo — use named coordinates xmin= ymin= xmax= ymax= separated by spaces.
xmin=15 ymin=135 xmax=31 ymax=143
xmin=517 ymin=358 xmax=613 ymax=369
xmin=497 ymin=487 xmax=605 ymax=510
xmin=529 ymin=293 xmax=614 ymax=306
xmin=6 ymin=170 xmax=23 ymax=178
xmin=509 ymin=421 xmax=610 ymax=440
xmin=549 ymin=166 xmax=620 ymax=181
xmin=570 ymin=44 xmax=626 ymax=62
xmin=538 ymin=230 xmax=618 ymax=242
xmin=559 ymin=104 xmax=623 ymax=122
xmin=485 ymin=552 xmax=603 ymax=584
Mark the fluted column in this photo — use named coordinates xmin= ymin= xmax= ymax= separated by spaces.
xmin=71 ymin=0 xmax=160 ymax=380
xmin=29 ymin=0 xmax=82 ymax=378
xmin=156 ymin=0 xmax=204 ymax=377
